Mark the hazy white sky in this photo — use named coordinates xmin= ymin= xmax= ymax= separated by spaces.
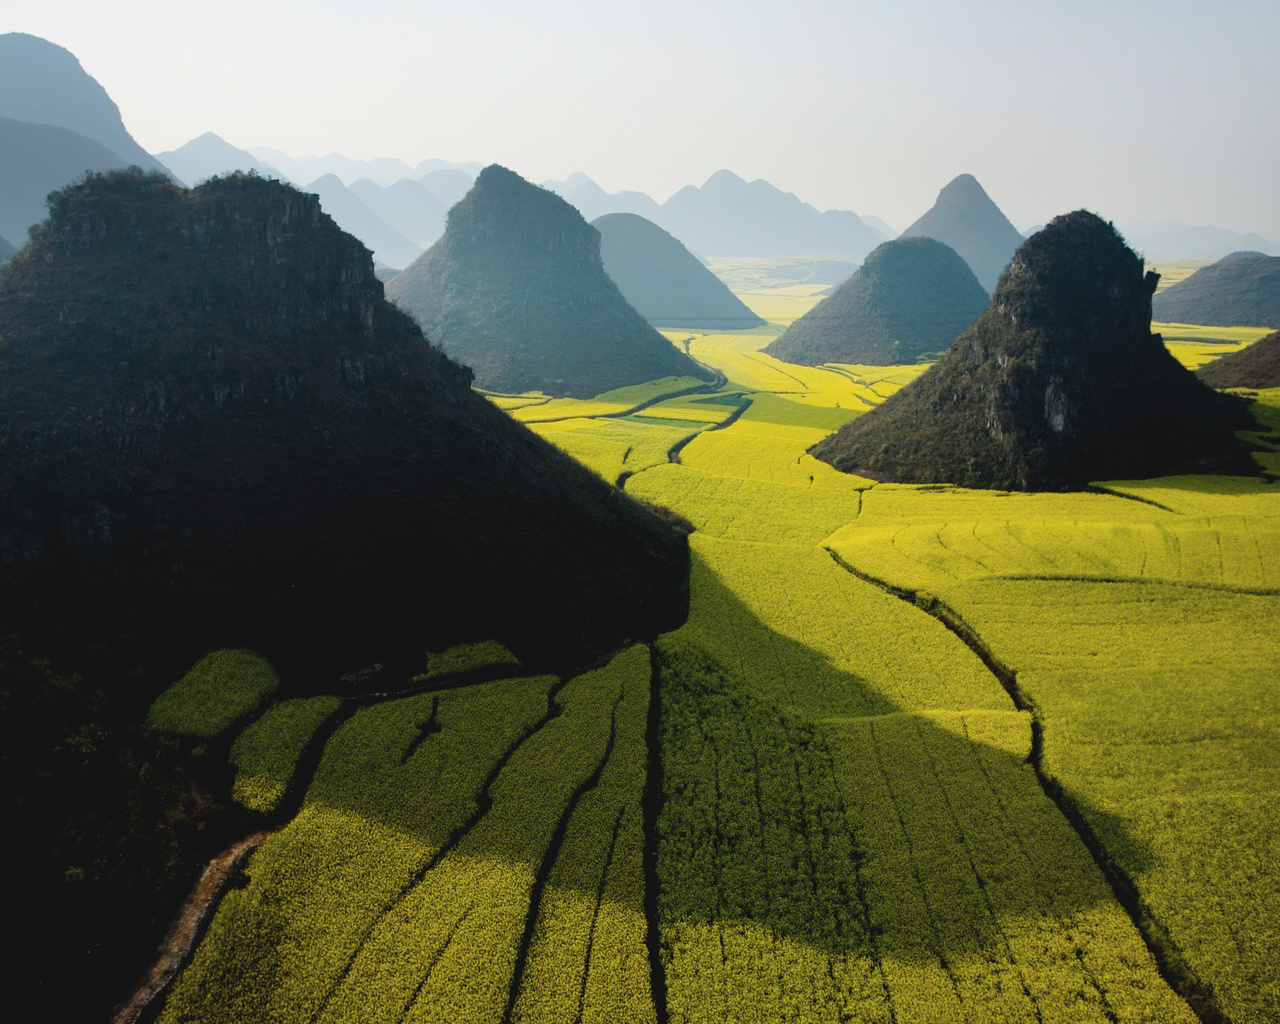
xmin=10 ymin=0 xmax=1279 ymax=236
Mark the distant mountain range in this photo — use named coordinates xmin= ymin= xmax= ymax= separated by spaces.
xmin=1121 ymin=220 xmax=1277 ymax=261
xmin=246 ymin=148 xmax=483 ymax=188
xmin=0 ymin=33 xmax=167 ymax=175
xmin=157 ymin=132 xmax=287 ymax=185
xmin=546 ymin=169 xmax=886 ymax=261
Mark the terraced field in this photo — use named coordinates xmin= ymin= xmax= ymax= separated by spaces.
xmin=141 ymin=303 xmax=1279 ymax=1023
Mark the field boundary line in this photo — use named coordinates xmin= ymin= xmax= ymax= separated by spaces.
xmin=822 ymin=547 xmax=1227 ymax=1024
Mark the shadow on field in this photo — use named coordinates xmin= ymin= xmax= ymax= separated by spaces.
xmin=169 ymin=547 xmax=1164 ymax=1024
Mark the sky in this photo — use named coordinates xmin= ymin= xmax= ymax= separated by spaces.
xmin=9 ymin=0 xmax=1280 ymax=237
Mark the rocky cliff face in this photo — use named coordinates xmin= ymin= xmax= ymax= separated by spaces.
xmin=387 ymin=165 xmax=711 ymax=397
xmin=0 ymin=170 xmax=690 ymax=673
xmin=813 ymin=211 xmax=1255 ymax=491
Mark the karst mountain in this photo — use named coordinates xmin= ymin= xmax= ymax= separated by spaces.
xmin=386 ymin=165 xmax=711 ymax=397
xmin=1197 ymin=330 xmax=1280 ymax=389
xmin=1151 ymin=251 xmax=1280 ymax=327
xmin=813 ymin=211 xmax=1254 ymax=490
xmin=900 ymin=174 xmax=1025 ymax=292
xmin=0 ymin=170 xmax=691 ymax=671
xmin=766 ymin=237 xmax=988 ymax=366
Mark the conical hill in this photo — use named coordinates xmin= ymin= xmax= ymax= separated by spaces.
xmin=1197 ymin=330 xmax=1280 ymax=389
xmin=766 ymin=237 xmax=987 ymax=366
xmin=593 ymin=212 xmax=764 ymax=329
xmin=813 ymin=211 xmax=1255 ymax=491
xmin=386 ymin=165 xmax=711 ymax=397
xmin=900 ymin=174 xmax=1025 ymax=292
xmin=0 ymin=170 xmax=691 ymax=674
xmin=1151 ymin=251 xmax=1280 ymax=328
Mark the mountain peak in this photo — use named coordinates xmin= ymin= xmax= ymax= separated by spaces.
xmin=901 ymin=174 xmax=1024 ymax=292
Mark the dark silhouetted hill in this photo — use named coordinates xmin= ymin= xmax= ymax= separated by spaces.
xmin=0 ymin=33 xmax=166 ymax=174
xmin=656 ymin=170 xmax=884 ymax=259
xmin=767 ymin=237 xmax=988 ymax=366
xmin=1197 ymin=330 xmax=1280 ymax=389
xmin=386 ymin=165 xmax=711 ymax=397
xmin=900 ymin=174 xmax=1025 ymax=292
xmin=157 ymin=132 xmax=287 ymax=185
xmin=1151 ymin=251 xmax=1280 ymax=327
xmin=0 ymin=116 xmax=132 ymax=242
xmin=593 ymin=212 xmax=764 ymax=329
xmin=350 ymin=177 xmax=447 ymax=247
xmin=813 ymin=211 xmax=1254 ymax=491
xmin=304 ymin=174 xmax=424 ymax=268
xmin=0 ymin=169 xmax=692 ymax=675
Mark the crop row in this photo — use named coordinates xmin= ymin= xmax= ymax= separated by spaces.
xmin=656 ymin=630 xmax=1191 ymax=1023
xmin=941 ymin=578 xmax=1280 ymax=1024
xmin=230 ymin=695 xmax=343 ymax=813
xmin=160 ymin=647 xmax=656 ymax=1023
xmin=147 ymin=648 xmax=280 ymax=739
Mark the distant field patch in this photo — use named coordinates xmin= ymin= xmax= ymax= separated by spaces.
xmin=1147 ymin=260 xmax=1215 ymax=293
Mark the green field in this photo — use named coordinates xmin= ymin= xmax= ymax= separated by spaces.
xmin=151 ymin=299 xmax=1279 ymax=1023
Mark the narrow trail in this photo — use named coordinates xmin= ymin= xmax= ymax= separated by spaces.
xmin=822 ymin=547 xmax=1226 ymax=1024
xmin=112 ymin=832 xmax=271 ymax=1024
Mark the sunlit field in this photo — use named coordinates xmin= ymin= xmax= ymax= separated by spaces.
xmin=147 ymin=293 xmax=1279 ymax=1024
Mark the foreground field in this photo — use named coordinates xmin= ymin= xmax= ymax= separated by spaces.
xmin=148 ymin=310 xmax=1278 ymax=1022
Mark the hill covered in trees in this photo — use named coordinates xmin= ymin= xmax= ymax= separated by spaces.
xmin=901 ymin=174 xmax=1025 ymax=292
xmin=766 ymin=237 xmax=987 ymax=365
xmin=0 ymin=170 xmax=692 ymax=673
xmin=1151 ymin=251 xmax=1280 ymax=327
xmin=1197 ymin=330 xmax=1280 ymax=388
xmin=387 ymin=165 xmax=710 ymax=397
xmin=813 ymin=211 xmax=1254 ymax=490
xmin=593 ymin=212 xmax=764 ymax=329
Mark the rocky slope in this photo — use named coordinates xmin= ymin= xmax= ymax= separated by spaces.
xmin=767 ymin=237 xmax=988 ymax=366
xmin=0 ymin=169 xmax=692 ymax=673
xmin=387 ymin=165 xmax=710 ymax=396
xmin=813 ymin=211 xmax=1254 ymax=490
xmin=593 ymin=212 xmax=764 ymax=329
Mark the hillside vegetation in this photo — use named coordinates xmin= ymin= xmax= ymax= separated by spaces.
xmin=1151 ymin=250 xmax=1280 ymax=327
xmin=0 ymin=169 xmax=692 ymax=675
xmin=767 ymin=236 xmax=988 ymax=365
xmin=1197 ymin=329 xmax=1280 ymax=388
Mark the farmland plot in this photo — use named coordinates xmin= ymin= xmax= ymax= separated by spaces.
xmin=158 ymin=648 xmax=656 ymax=1024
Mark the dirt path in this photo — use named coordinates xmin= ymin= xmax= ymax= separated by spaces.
xmin=111 ymin=831 xmax=271 ymax=1024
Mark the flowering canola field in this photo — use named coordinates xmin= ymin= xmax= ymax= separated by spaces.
xmin=150 ymin=314 xmax=1279 ymax=1023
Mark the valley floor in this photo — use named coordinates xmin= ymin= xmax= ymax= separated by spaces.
xmin=138 ymin=303 xmax=1280 ymax=1024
